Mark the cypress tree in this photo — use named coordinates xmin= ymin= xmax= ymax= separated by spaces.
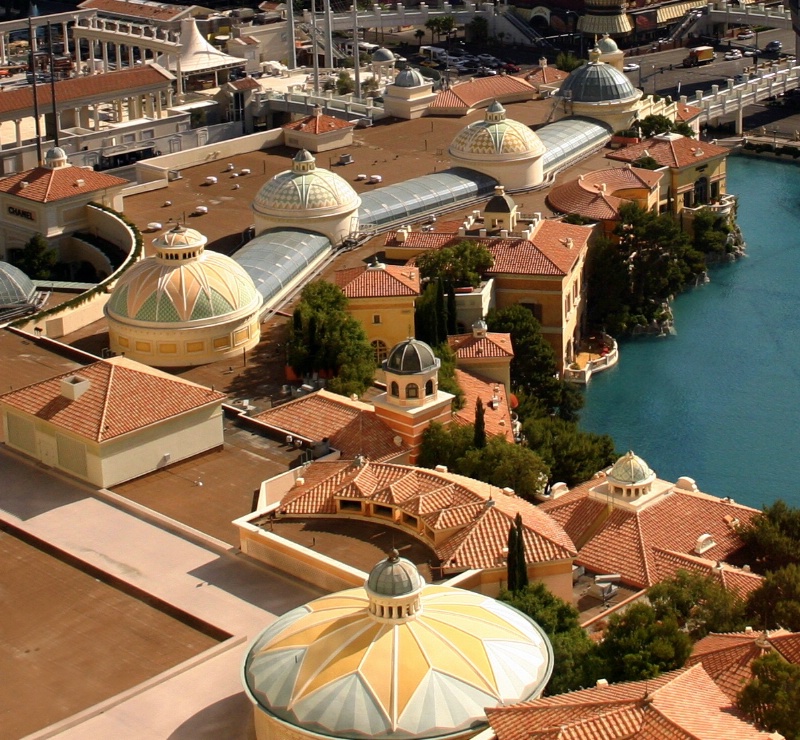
xmin=507 ymin=521 xmax=519 ymax=592
xmin=435 ymin=278 xmax=447 ymax=344
xmin=446 ymin=282 xmax=458 ymax=335
xmin=515 ymin=512 xmax=529 ymax=589
xmin=474 ymin=397 xmax=486 ymax=449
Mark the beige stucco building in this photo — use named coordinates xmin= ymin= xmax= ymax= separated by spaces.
xmin=0 ymin=356 xmax=225 ymax=488
xmin=105 ymin=224 xmax=261 ymax=367
xmin=382 ymin=68 xmax=437 ymax=120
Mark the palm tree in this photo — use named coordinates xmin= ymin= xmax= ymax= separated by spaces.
xmin=414 ymin=28 xmax=425 ymax=48
xmin=424 ymin=18 xmax=441 ymax=44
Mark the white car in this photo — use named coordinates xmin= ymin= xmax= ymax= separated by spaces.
xmin=738 ymin=30 xmax=755 ymax=40
xmin=724 ymin=50 xmax=743 ymax=60
xmin=623 ymin=62 xmax=640 ymax=72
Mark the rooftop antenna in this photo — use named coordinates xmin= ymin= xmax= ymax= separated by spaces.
xmin=352 ymin=1 xmax=361 ymax=98
xmin=28 ymin=15 xmax=44 ymax=166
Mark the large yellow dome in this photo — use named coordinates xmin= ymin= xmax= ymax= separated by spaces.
xmin=449 ymin=101 xmax=545 ymax=162
xmin=243 ymin=553 xmax=553 ymax=739
xmin=106 ymin=226 xmax=260 ymax=325
xmin=252 ymin=149 xmax=361 ymax=217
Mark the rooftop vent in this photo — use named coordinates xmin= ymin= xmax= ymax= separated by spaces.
xmin=60 ymin=375 xmax=90 ymax=401
xmin=676 ymin=476 xmax=698 ymax=492
xmin=434 ymin=464 xmax=448 ymax=473
xmin=596 ymin=678 xmax=609 ymax=687
xmin=694 ymin=533 xmax=716 ymax=555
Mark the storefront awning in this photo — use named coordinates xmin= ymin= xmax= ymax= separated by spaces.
xmin=578 ymin=13 xmax=634 ymax=34
xmin=656 ymin=0 xmax=706 ymax=24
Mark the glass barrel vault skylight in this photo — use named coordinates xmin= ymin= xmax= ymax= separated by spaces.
xmin=358 ymin=168 xmax=498 ymax=229
xmin=539 ymin=118 xmax=613 ymax=175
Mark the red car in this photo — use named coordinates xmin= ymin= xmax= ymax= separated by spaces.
xmin=503 ymin=62 xmax=521 ymax=73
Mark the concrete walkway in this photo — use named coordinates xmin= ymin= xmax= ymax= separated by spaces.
xmin=0 ymin=448 xmax=323 ymax=739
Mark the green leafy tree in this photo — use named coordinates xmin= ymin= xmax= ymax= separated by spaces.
xmin=595 ymin=603 xmax=692 ymax=683
xmin=746 ymin=564 xmax=800 ymax=631
xmin=473 ymin=397 xmax=486 ymax=449
xmin=648 ymin=569 xmax=747 ymax=639
xmin=691 ymin=207 xmax=732 ymax=255
xmin=11 ymin=233 xmax=57 ymax=279
xmin=416 ymin=240 xmax=494 ymax=289
xmin=523 ymin=416 xmax=616 ymax=487
xmin=638 ymin=114 xmax=674 ymax=137
xmin=457 ymin=436 xmax=549 ymax=501
xmin=417 ymin=421 xmax=474 ymax=470
xmin=446 ymin=287 xmax=457 ymax=335
xmin=287 ymin=281 xmax=375 ymax=396
xmin=739 ymin=500 xmax=800 ymax=572
xmin=433 ymin=343 xmax=464 ymax=409
xmin=737 ymin=652 xmax=800 ymax=740
xmin=336 ymin=70 xmax=355 ymax=95
xmin=466 ymin=16 xmax=488 ymax=45
xmin=500 ymin=582 xmax=597 ymax=695
xmin=414 ymin=282 xmax=440 ymax=346
xmin=555 ymin=52 xmax=583 ymax=72
xmin=632 ymin=155 xmax=661 ymax=170
xmin=435 ymin=278 xmax=447 ymax=346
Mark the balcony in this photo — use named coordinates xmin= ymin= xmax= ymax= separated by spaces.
xmin=564 ymin=333 xmax=619 ymax=384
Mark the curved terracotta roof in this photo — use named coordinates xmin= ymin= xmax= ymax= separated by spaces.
xmin=546 ymin=166 xmax=662 ymax=221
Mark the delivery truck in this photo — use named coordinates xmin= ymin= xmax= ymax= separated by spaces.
xmin=683 ymin=46 xmax=715 ymax=67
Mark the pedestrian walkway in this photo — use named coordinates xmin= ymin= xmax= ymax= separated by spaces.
xmin=0 ymin=448 xmax=322 ymax=739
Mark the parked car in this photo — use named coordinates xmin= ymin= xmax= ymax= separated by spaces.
xmin=475 ymin=67 xmax=497 ymax=77
xmin=738 ymin=30 xmax=755 ymax=40
xmin=724 ymin=49 xmax=743 ymax=60
xmin=503 ymin=62 xmax=521 ymax=73
xmin=765 ymin=40 xmax=783 ymax=53
xmin=622 ymin=62 xmax=640 ymax=72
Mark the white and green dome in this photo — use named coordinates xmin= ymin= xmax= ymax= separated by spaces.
xmin=0 ymin=261 xmax=36 ymax=309
xmin=597 ymin=34 xmax=620 ymax=53
xmin=243 ymin=553 xmax=553 ymax=740
xmin=106 ymin=225 xmax=260 ymax=325
xmin=394 ymin=68 xmax=427 ymax=88
xmin=252 ymin=150 xmax=361 ymax=218
xmin=608 ymin=450 xmax=655 ymax=487
xmin=557 ymin=52 xmax=639 ymax=103
xmin=449 ymin=102 xmax=545 ymax=162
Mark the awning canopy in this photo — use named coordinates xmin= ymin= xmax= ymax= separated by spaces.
xmin=578 ymin=13 xmax=634 ymax=34
xmin=157 ymin=18 xmax=244 ymax=74
xmin=656 ymin=0 xmax=706 ymax=24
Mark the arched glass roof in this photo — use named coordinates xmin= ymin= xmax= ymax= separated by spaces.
xmin=0 ymin=261 xmax=36 ymax=308
xmin=539 ymin=118 xmax=612 ymax=174
xmin=358 ymin=168 xmax=497 ymax=229
xmin=233 ymin=229 xmax=331 ymax=308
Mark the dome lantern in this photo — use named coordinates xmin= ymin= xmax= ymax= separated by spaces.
xmin=607 ymin=450 xmax=656 ymax=498
xmin=365 ymin=550 xmax=424 ymax=623
xmin=153 ymin=224 xmax=207 ymax=263
xmin=291 ymin=149 xmax=316 ymax=174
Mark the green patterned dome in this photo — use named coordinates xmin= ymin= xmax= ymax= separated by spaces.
xmin=106 ymin=228 xmax=260 ymax=325
xmin=558 ymin=55 xmax=639 ymax=104
xmin=252 ymin=149 xmax=361 ymax=217
xmin=449 ymin=101 xmax=545 ymax=162
xmin=608 ymin=451 xmax=655 ymax=486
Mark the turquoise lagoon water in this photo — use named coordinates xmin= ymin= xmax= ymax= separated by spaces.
xmin=579 ymin=155 xmax=800 ymax=510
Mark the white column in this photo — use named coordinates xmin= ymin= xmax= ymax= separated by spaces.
xmin=0 ymin=33 xmax=7 ymax=65
xmin=73 ymin=32 xmax=81 ymax=76
xmin=156 ymin=90 xmax=163 ymax=116
xmin=128 ymin=45 xmax=134 ymax=67
xmin=14 ymin=119 xmax=22 ymax=146
xmin=102 ymin=39 xmax=109 ymax=72
xmin=145 ymin=92 xmax=155 ymax=117
xmin=62 ymin=22 xmax=69 ymax=57
xmin=93 ymin=104 xmax=101 ymax=130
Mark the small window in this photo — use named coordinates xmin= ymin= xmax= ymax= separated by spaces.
xmin=372 ymin=314 xmax=381 ymax=324
xmin=406 ymin=383 xmax=419 ymax=399
xmin=391 ymin=381 xmax=399 ymax=397
xmin=373 ymin=504 xmax=393 ymax=518
xmin=372 ymin=339 xmax=388 ymax=365
xmin=425 ymin=379 xmax=434 ymax=395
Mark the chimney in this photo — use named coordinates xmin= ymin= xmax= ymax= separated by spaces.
xmin=434 ymin=464 xmax=448 ymax=473
xmin=539 ymin=57 xmax=547 ymax=68
xmin=596 ymin=679 xmax=608 ymax=687
xmin=60 ymin=375 xmax=90 ymax=401
xmin=295 ymin=476 xmax=305 ymax=486
xmin=75 ymin=178 xmax=85 ymax=187
xmin=502 ymin=487 xmax=514 ymax=496
xmin=395 ymin=228 xmax=408 ymax=243
xmin=745 ymin=626 xmax=753 ymax=634
xmin=500 ymin=229 xmax=508 ymax=238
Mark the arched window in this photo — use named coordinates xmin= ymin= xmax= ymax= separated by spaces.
xmin=391 ymin=381 xmax=399 ymax=397
xmin=694 ymin=176 xmax=709 ymax=205
xmin=371 ymin=339 xmax=388 ymax=365
xmin=425 ymin=379 xmax=434 ymax=396
xmin=406 ymin=383 xmax=419 ymax=399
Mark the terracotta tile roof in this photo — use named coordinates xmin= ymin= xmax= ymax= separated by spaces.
xmin=487 ymin=665 xmax=776 ymax=740
xmin=606 ymin=134 xmax=729 ymax=169
xmin=522 ymin=65 xmax=569 ymax=87
xmin=676 ymin=103 xmax=702 ymax=122
xmin=276 ymin=460 xmax=576 ymax=570
xmin=230 ymin=77 xmax=261 ymax=91
xmin=452 ymin=369 xmax=513 ymax=442
xmin=651 ymin=547 xmax=763 ymax=600
xmin=546 ymin=166 xmax=663 ymax=222
xmin=334 ymin=263 xmax=420 ymax=298
xmin=448 ymin=331 xmax=513 ymax=359
xmin=0 ymin=66 xmax=174 ymax=116
xmin=429 ymin=75 xmax=535 ymax=111
xmin=77 ymin=0 xmax=192 ymax=21
xmin=541 ymin=473 xmax=759 ymax=588
xmin=387 ymin=222 xmax=591 ymax=278
xmin=0 ymin=357 xmax=224 ymax=443
xmin=688 ymin=629 xmax=800 ymax=701
xmin=252 ymin=389 xmax=408 ymax=462
xmin=282 ymin=111 xmax=356 ymax=134
xmin=0 ymin=164 xmax=128 ymax=203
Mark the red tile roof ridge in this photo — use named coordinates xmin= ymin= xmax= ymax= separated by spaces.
xmin=334 ymin=263 xmax=421 ymax=297
xmin=448 ymin=331 xmax=514 ymax=358
xmin=606 ymin=134 xmax=729 ymax=169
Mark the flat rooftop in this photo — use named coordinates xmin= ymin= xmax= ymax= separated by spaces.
xmin=0 ymin=528 xmax=222 ymax=739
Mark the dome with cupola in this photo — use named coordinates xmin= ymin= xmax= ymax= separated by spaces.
xmin=105 ymin=225 xmax=261 ymax=366
xmin=394 ymin=67 xmax=427 ymax=88
xmin=242 ymin=552 xmax=554 ymax=740
xmin=608 ymin=450 xmax=655 ymax=487
xmin=597 ymin=34 xmax=620 ymax=53
xmin=372 ymin=46 xmax=395 ymax=62
xmin=449 ymin=102 xmax=546 ymax=190
xmin=252 ymin=150 xmax=361 ymax=243
xmin=557 ymin=48 xmax=639 ymax=103
xmin=450 ymin=101 xmax=545 ymax=161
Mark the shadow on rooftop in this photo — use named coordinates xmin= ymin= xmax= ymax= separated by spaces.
xmin=167 ymin=691 xmax=255 ymax=740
